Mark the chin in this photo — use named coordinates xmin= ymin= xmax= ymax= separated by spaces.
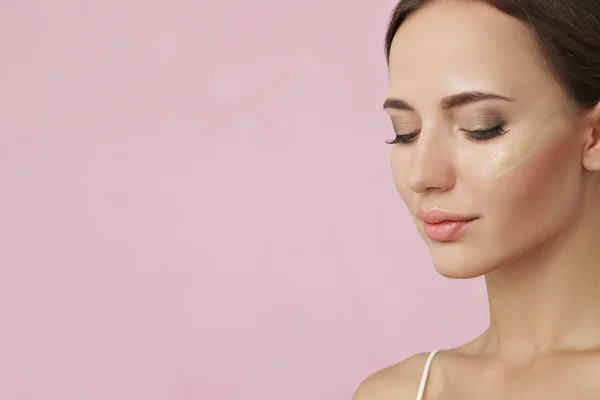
xmin=429 ymin=245 xmax=502 ymax=279
xmin=432 ymin=261 xmax=489 ymax=279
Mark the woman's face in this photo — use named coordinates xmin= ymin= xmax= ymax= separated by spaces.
xmin=386 ymin=0 xmax=590 ymax=278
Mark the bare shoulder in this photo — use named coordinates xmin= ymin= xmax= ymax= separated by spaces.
xmin=351 ymin=352 xmax=431 ymax=400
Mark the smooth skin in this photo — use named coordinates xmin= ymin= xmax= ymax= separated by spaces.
xmin=355 ymin=0 xmax=600 ymax=399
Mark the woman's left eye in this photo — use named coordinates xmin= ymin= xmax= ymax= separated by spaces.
xmin=463 ymin=124 xmax=508 ymax=141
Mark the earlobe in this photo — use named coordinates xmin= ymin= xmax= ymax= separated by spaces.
xmin=582 ymin=101 xmax=600 ymax=172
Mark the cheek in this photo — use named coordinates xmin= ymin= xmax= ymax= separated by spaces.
xmin=390 ymin=147 xmax=413 ymax=204
xmin=485 ymin=134 xmax=581 ymax=236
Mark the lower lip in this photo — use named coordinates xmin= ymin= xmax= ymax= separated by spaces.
xmin=423 ymin=219 xmax=476 ymax=242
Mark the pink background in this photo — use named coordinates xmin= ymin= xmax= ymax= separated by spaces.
xmin=0 ymin=1 xmax=489 ymax=399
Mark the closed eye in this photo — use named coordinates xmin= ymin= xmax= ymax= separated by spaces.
xmin=462 ymin=124 xmax=508 ymax=141
xmin=385 ymin=131 xmax=419 ymax=145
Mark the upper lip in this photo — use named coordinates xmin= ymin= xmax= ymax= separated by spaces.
xmin=416 ymin=209 xmax=479 ymax=224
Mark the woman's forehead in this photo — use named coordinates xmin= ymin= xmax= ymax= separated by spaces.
xmin=386 ymin=1 xmax=560 ymax=110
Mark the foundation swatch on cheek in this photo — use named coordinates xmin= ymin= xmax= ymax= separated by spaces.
xmin=490 ymin=119 xmax=561 ymax=178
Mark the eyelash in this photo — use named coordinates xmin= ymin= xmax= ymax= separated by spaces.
xmin=386 ymin=124 xmax=508 ymax=145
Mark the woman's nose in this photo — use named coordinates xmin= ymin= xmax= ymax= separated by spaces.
xmin=404 ymin=128 xmax=456 ymax=194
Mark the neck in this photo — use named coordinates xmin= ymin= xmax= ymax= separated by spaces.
xmin=483 ymin=191 xmax=600 ymax=361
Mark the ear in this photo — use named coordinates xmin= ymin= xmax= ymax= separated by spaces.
xmin=582 ymin=101 xmax=600 ymax=172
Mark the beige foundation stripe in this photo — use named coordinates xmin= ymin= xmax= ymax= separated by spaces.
xmin=490 ymin=120 xmax=558 ymax=178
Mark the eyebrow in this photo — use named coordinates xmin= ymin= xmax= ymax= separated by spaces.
xmin=383 ymin=91 xmax=515 ymax=111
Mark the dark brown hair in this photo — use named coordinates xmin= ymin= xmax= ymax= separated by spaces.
xmin=384 ymin=0 xmax=600 ymax=109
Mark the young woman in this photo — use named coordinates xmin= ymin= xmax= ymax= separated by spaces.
xmin=354 ymin=1 xmax=600 ymax=399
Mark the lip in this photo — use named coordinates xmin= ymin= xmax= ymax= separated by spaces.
xmin=416 ymin=209 xmax=478 ymax=224
xmin=417 ymin=209 xmax=479 ymax=242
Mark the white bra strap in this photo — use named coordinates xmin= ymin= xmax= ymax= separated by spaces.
xmin=415 ymin=349 xmax=441 ymax=400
